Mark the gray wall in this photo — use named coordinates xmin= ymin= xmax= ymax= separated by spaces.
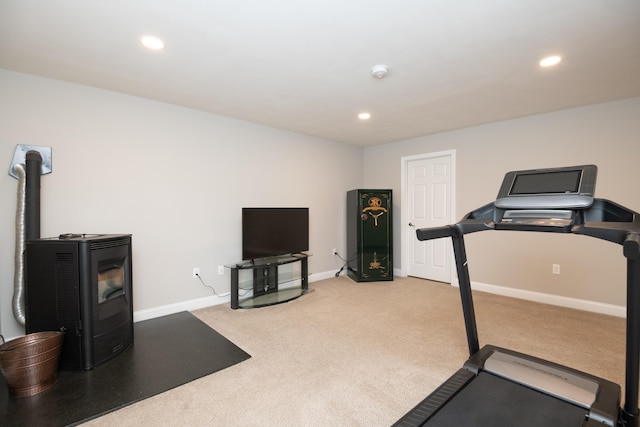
xmin=364 ymin=97 xmax=640 ymax=308
xmin=0 ymin=69 xmax=363 ymax=338
xmin=2 ymin=67 xmax=638 ymax=339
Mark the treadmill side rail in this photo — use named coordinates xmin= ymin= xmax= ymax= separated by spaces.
xmin=392 ymin=368 xmax=475 ymax=427
xmin=483 ymin=350 xmax=598 ymax=409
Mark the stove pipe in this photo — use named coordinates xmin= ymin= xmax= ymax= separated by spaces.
xmin=12 ymin=151 xmax=43 ymax=327
xmin=25 ymin=151 xmax=42 ymax=240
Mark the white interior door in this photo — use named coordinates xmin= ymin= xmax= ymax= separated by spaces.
xmin=404 ymin=152 xmax=454 ymax=282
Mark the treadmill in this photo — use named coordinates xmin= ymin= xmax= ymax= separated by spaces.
xmin=393 ymin=165 xmax=640 ymax=427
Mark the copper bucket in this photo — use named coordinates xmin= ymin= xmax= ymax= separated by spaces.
xmin=0 ymin=331 xmax=65 ymax=398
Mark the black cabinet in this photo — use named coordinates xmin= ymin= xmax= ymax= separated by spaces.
xmin=346 ymin=189 xmax=393 ymax=282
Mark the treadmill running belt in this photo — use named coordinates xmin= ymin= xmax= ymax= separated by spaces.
xmin=427 ymin=372 xmax=588 ymax=427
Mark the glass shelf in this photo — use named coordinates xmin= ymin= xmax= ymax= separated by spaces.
xmin=227 ymin=253 xmax=311 ymax=309
xmin=226 ymin=252 xmax=311 ymax=270
xmin=236 ymin=287 xmax=312 ymax=309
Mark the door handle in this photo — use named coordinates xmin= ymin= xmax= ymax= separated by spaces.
xmin=409 ymin=222 xmax=415 ymax=227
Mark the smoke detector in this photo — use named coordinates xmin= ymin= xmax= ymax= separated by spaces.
xmin=371 ymin=65 xmax=389 ymax=79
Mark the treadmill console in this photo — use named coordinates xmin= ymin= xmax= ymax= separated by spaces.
xmin=497 ymin=209 xmax=576 ymax=230
xmin=495 ymin=165 xmax=597 ymax=210
xmin=494 ymin=165 xmax=597 ymax=231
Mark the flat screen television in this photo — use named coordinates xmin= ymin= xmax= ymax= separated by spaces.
xmin=242 ymin=207 xmax=309 ymax=260
xmin=495 ymin=165 xmax=597 ymax=209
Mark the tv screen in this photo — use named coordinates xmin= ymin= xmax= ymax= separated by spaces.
xmin=242 ymin=208 xmax=309 ymax=260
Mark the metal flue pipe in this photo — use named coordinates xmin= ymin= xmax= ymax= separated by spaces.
xmin=11 ymin=151 xmax=43 ymax=326
xmin=12 ymin=163 xmax=27 ymax=326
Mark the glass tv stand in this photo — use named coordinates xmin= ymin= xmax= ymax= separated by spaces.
xmin=226 ymin=253 xmax=310 ymax=309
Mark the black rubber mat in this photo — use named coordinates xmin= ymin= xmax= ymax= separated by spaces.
xmin=0 ymin=311 xmax=251 ymax=426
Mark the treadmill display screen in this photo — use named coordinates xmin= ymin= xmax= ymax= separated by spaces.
xmin=510 ymin=170 xmax=581 ymax=195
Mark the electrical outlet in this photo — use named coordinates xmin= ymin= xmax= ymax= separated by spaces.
xmin=218 ymin=265 xmax=224 ymax=275
xmin=552 ymin=264 xmax=560 ymax=275
xmin=192 ymin=267 xmax=200 ymax=278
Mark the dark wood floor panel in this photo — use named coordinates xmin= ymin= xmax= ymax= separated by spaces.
xmin=0 ymin=311 xmax=251 ymax=426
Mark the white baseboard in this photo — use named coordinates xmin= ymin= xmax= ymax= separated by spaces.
xmin=133 ymin=270 xmax=338 ymax=323
xmin=135 ymin=269 xmax=624 ymax=323
xmin=133 ymin=294 xmax=229 ymax=323
xmin=453 ymin=279 xmax=626 ymax=318
xmin=292 ymin=269 xmax=625 ymax=320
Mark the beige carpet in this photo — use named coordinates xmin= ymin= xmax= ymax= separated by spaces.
xmin=83 ymin=276 xmax=626 ymax=426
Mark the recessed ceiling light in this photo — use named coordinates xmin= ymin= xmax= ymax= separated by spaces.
xmin=358 ymin=113 xmax=371 ymax=120
xmin=539 ymin=55 xmax=562 ymax=67
xmin=140 ymin=36 xmax=165 ymax=50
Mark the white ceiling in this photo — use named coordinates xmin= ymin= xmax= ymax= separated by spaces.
xmin=1 ymin=1 xmax=639 ymax=147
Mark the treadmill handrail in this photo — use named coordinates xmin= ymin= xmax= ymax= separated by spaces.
xmin=415 ymin=225 xmax=455 ymax=241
